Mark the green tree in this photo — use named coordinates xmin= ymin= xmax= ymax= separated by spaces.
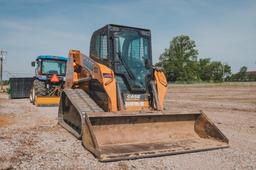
xmin=209 ymin=61 xmax=224 ymax=82
xmin=229 ymin=66 xmax=249 ymax=82
xmin=223 ymin=64 xmax=232 ymax=81
xmin=198 ymin=58 xmax=211 ymax=81
xmin=237 ymin=66 xmax=248 ymax=81
xmin=157 ymin=35 xmax=199 ymax=82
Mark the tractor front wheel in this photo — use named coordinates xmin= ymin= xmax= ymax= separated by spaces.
xmin=29 ymin=86 xmax=35 ymax=104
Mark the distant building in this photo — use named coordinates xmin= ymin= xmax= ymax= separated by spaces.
xmin=246 ymin=71 xmax=256 ymax=76
xmin=230 ymin=70 xmax=256 ymax=82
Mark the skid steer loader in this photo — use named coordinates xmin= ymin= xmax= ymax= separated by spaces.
xmin=58 ymin=24 xmax=228 ymax=161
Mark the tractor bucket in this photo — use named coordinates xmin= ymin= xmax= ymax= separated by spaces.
xmin=58 ymin=89 xmax=229 ymax=161
xmin=35 ymin=96 xmax=60 ymax=107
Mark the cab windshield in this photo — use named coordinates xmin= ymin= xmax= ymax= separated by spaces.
xmin=114 ymin=30 xmax=151 ymax=90
xmin=41 ymin=59 xmax=66 ymax=75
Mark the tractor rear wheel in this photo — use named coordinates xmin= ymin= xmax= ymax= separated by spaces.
xmin=34 ymin=79 xmax=47 ymax=96
xmin=30 ymin=79 xmax=47 ymax=104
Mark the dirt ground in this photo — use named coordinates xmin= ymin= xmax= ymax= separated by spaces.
xmin=0 ymin=82 xmax=256 ymax=170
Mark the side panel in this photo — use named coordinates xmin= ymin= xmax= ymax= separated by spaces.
xmin=154 ymin=70 xmax=168 ymax=110
xmin=93 ymin=63 xmax=117 ymax=112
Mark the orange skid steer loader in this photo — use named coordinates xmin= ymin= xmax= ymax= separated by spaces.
xmin=58 ymin=24 xmax=228 ymax=161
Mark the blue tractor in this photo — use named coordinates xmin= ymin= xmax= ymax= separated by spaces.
xmin=29 ymin=55 xmax=67 ymax=105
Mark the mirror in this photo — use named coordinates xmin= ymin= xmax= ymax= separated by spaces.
xmin=31 ymin=61 xmax=35 ymax=67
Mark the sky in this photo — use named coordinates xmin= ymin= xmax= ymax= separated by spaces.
xmin=0 ymin=0 xmax=255 ymax=79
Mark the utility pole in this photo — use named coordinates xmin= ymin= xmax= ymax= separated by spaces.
xmin=0 ymin=49 xmax=7 ymax=91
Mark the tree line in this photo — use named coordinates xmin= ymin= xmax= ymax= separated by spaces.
xmin=156 ymin=35 xmax=255 ymax=83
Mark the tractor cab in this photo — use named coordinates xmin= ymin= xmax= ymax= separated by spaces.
xmin=31 ymin=55 xmax=67 ymax=82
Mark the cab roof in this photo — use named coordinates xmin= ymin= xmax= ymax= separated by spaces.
xmin=37 ymin=55 xmax=67 ymax=61
xmin=95 ymin=24 xmax=151 ymax=34
xmin=107 ymin=24 xmax=150 ymax=32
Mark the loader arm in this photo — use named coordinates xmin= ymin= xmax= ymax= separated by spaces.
xmin=65 ymin=50 xmax=117 ymax=111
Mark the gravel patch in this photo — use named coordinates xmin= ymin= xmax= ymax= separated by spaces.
xmin=0 ymin=83 xmax=255 ymax=169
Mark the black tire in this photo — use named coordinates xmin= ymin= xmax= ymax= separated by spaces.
xmin=34 ymin=79 xmax=47 ymax=96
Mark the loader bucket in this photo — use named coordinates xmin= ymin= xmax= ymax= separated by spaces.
xmin=84 ymin=112 xmax=228 ymax=161
xmin=58 ymin=89 xmax=229 ymax=161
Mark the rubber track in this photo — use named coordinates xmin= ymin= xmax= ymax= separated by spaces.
xmin=64 ymin=88 xmax=103 ymax=114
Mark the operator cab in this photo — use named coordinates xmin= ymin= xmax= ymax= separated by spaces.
xmin=90 ymin=24 xmax=153 ymax=93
